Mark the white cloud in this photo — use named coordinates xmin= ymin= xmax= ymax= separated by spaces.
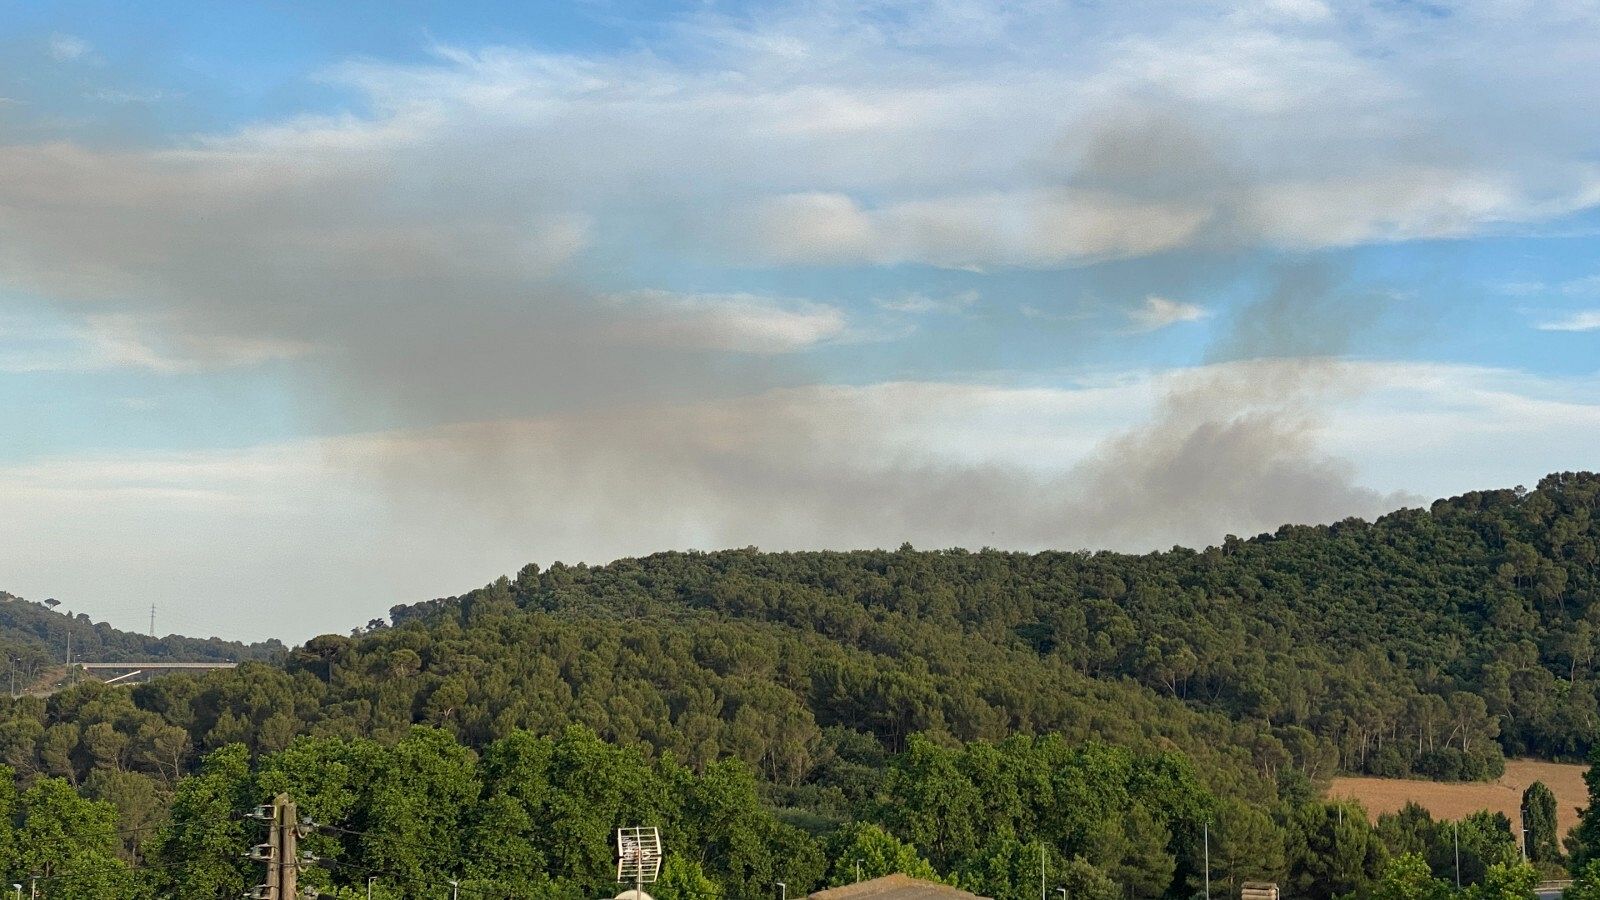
xmin=875 ymin=291 xmax=980 ymax=315
xmin=86 ymin=88 xmax=171 ymax=105
xmin=1538 ymin=310 xmax=1600 ymax=332
xmin=601 ymin=290 xmax=848 ymax=354
xmin=0 ymin=312 xmax=315 ymax=374
xmin=1127 ymin=295 xmax=1209 ymax=332
xmin=743 ymin=189 xmax=1213 ymax=268
xmin=1507 ymin=274 xmax=1600 ymax=298
xmin=5 ymin=0 xmax=1597 ymax=294
xmin=47 ymin=33 xmax=92 ymax=62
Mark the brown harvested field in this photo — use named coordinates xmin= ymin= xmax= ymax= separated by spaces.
xmin=1329 ymin=760 xmax=1589 ymax=841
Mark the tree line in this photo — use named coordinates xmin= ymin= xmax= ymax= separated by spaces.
xmin=11 ymin=723 xmax=1600 ymax=899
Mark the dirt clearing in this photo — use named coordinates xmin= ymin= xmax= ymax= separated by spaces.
xmin=1329 ymin=760 xmax=1589 ymax=841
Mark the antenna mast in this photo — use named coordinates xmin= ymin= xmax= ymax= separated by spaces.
xmin=616 ymin=826 xmax=662 ymax=900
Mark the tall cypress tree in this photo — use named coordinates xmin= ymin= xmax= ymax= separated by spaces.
xmin=1521 ymin=780 xmax=1561 ymax=864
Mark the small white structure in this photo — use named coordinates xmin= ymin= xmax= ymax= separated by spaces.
xmin=1241 ymin=882 xmax=1280 ymax=900
xmin=616 ymin=826 xmax=663 ymax=900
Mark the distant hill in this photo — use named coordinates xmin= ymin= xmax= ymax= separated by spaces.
xmin=3 ymin=471 xmax=1597 ymax=808
xmin=0 ymin=590 xmax=282 ymax=690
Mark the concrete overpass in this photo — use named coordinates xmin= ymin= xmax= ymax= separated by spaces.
xmin=76 ymin=661 xmax=239 ymax=685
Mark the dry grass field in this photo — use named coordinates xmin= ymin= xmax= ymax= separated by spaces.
xmin=1329 ymin=760 xmax=1590 ymax=841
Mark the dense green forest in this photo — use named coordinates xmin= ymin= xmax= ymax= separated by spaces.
xmin=4 ymin=719 xmax=1593 ymax=899
xmin=3 ymin=471 xmax=1599 ymax=897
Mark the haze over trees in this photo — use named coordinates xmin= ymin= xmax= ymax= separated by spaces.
xmin=0 ymin=472 xmax=1597 ymax=897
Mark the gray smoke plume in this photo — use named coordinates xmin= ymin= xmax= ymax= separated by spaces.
xmin=0 ymin=83 xmax=1418 ymax=564
xmin=344 ymin=265 xmax=1415 ymax=557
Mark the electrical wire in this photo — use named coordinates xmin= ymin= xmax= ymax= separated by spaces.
xmin=316 ymin=856 xmax=505 ymax=899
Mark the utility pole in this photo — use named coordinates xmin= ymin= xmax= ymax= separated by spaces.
xmin=251 ymin=795 xmax=302 ymax=899
xmin=1454 ymin=822 xmax=1461 ymax=889
xmin=149 ymin=604 xmax=156 ymax=637
xmin=265 ymin=799 xmax=282 ymax=900
xmin=280 ymin=794 xmax=299 ymax=900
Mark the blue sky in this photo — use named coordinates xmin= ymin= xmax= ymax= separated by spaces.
xmin=2 ymin=0 xmax=1598 ymax=640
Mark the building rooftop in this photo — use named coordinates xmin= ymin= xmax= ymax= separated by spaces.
xmin=808 ymin=874 xmax=987 ymax=900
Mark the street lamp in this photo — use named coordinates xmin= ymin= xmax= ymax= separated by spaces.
xmin=448 ymin=879 xmax=460 ymax=900
xmin=367 ymin=875 xmax=377 ymax=899
xmin=777 ymin=882 xmax=788 ymax=900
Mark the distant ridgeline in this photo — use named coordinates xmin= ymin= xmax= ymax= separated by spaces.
xmin=0 ymin=591 xmax=281 ymax=688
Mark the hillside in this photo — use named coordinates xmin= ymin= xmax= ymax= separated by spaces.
xmin=0 ymin=472 xmax=1596 ymax=899
xmin=3 ymin=472 xmax=1596 ymax=799
xmin=0 ymin=591 xmax=282 ymax=692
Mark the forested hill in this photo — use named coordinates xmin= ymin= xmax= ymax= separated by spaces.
xmin=369 ymin=470 xmax=1598 ymax=782
xmin=0 ymin=591 xmax=281 ymax=687
xmin=4 ymin=472 xmax=1598 ymax=825
xmin=4 ymin=472 xmax=1597 ymax=900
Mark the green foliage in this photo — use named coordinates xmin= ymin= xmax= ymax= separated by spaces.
xmin=656 ymin=854 xmax=719 ymax=900
xmin=1189 ymin=797 xmax=1287 ymax=897
xmin=1521 ymin=781 xmax=1560 ymax=864
xmin=1435 ymin=812 xmax=1520 ymax=888
xmin=1565 ymin=858 xmax=1600 ymax=900
xmin=9 ymin=776 xmax=138 ymax=899
xmin=1373 ymin=852 xmax=1453 ymax=900
xmin=1060 ymin=855 xmax=1122 ymax=900
xmin=825 ymin=823 xmax=941 ymax=886
xmin=1466 ymin=861 xmax=1537 ymax=900
xmin=1284 ymin=800 xmax=1387 ymax=900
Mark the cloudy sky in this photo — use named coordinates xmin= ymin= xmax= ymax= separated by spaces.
xmin=2 ymin=0 xmax=1598 ymax=641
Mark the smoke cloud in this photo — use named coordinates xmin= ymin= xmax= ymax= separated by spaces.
xmin=8 ymin=0 xmax=1594 ymax=585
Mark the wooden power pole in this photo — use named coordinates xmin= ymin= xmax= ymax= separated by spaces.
xmin=262 ymin=799 xmax=281 ymax=900
xmin=253 ymin=794 xmax=301 ymax=899
xmin=280 ymin=794 xmax=298 ymax=900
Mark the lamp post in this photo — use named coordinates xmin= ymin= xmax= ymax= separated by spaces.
xmin=448 ymin=878 xmax=459 ymax=900
xmin=776 ymin=882 xmax=787 ymax=900
xmin=367 ymin=875 xmax=377 ymax=899
xmin=1454 ymin=822 xmax=1461 ymax=889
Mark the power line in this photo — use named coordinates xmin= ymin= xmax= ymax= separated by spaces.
xmin=114 ymin=813 xmax=242 ymax=838
xmin=315 ymin=822 xmax=464 ymax=864
xmin=317 ymin=857 xmax=504 ymax=899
